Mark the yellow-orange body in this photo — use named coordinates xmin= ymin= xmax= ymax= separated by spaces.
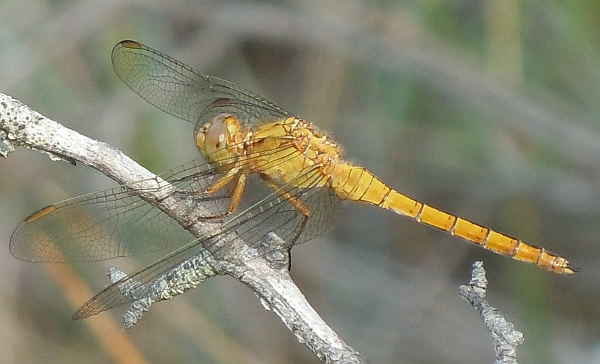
xmin=197 ymin=114 xmax=577 ymax=275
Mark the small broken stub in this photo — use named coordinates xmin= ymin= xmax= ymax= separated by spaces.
xmin=258 ymin=232 xmax=291 ymax=271
xmin=0 ymin=135 xmax=14 ymax=158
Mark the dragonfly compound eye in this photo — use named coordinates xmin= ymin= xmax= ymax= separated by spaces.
xmin=206 ymin=115 xmax=229 ymax=149
xmin=196 ymin=114 xmax=241 ymax=169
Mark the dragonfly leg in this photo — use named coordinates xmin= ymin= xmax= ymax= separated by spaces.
xmin=169 ymin=169 xmax=246 ymax=221
xmin=262 ymin=178 xmax=310 ymax=246
xmin=197 ymin=168 xmax=247 ymax=219
xmin=227 ymin=172 xmax=246 ymax=214
xmin=205 ymin=168 xmax=239 ymax=195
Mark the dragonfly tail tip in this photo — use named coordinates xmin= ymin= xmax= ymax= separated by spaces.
xmin=565 ymin=262 xmax=580 ymax=275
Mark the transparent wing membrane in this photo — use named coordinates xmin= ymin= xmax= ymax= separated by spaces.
xmin=111 ymin=40 xmax=291 ymax=137
xmin=10 ymin=161 xmax=221 ymax=263
xmin=70 ymin=156 xmax=341 ymax=318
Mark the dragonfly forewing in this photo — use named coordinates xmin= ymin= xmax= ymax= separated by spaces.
xmin=9 ymin=159 xmax=231 ymax=263
xmin=111 ymin=40 xmax=291 ymax=138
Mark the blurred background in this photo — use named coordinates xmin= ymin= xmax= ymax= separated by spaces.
xmin=1 ymin=0 xmax=599 ymax=363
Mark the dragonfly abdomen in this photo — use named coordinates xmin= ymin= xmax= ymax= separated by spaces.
xmin=330 ymin=164 xmax=577 ymax=275
xmin=414 ymin=204 xmax=577 ymax=275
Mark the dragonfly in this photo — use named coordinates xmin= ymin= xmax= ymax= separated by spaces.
xmin=10 ymin=40 xmax=578 ymax=322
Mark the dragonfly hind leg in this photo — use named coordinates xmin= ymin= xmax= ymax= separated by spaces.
xmin=261 ymin=178 xmax=312 ymax=270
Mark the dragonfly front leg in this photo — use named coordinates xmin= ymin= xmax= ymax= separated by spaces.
xmin=200 ymin=168 xmax=249 ymax=218
xmin=173 ymin=168 xmax=246 ymax=220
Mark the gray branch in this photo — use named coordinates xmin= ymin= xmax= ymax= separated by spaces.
xmin=0 ymin=93 xmax=367 ymax=364
xmin=459 ymin=261 xmax=524 ymax=364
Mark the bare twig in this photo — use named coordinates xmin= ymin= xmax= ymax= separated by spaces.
xmin=0 ymin=93 xmax=367 ymax=364
xmin=459 ymin=261 xmax=524 ymax=364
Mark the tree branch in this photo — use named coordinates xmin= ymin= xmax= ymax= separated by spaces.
xmin=459 ymin=261 xmax=524 ymax=364
xmin=0 ymin=93 xmax=366 ymax=364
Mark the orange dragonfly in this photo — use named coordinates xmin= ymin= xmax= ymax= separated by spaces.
xmin=10 ymin=40 xmax=577 ymax=321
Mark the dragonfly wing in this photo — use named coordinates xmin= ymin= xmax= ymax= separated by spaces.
xmin=73 ymin=232 xmax=219 ymax=319
xmin=234 ymin=172 xmax=342 ymax=247
xmin=74 ymin=172 xmax=342 ymax=319
xmin=111 ymin=40 xmax=291 ymax=134
xmin=10 ymin=185 xmax=191 ymax=263
xmin=72 ymin=186 xmax=300 ymax=318
xmin=10 ymin=159 xmax=232 ymax=263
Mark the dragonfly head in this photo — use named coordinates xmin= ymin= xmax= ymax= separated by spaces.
xmin=196 ymin=114 xmax=241 ymax=169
